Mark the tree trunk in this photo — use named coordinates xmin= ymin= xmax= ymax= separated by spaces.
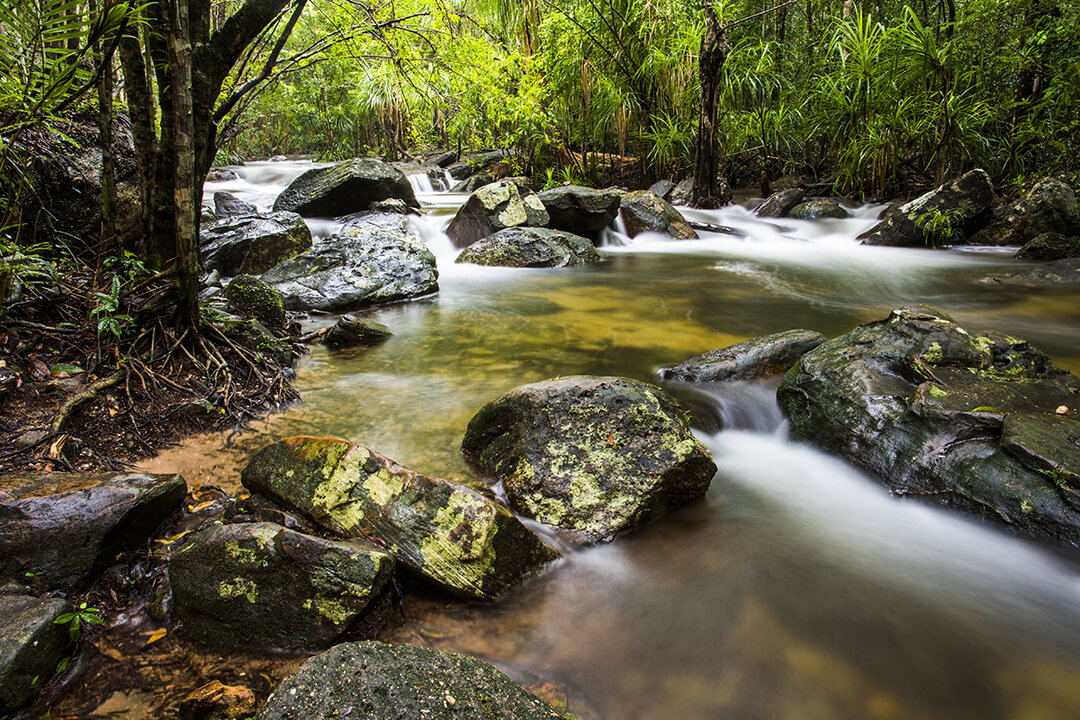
xmin=91 ymin=0 xmax=117 ymax=254
xmin=169 ymin=0 xmax=200 ymax=330
xmin=692 ymin=3 xmax=730 ymax=208
xmin=117 ymin=24 xmax=156 ymax=253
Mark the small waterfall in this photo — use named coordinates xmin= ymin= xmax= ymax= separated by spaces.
xmin=408 ymin=172 xmax=436 ymax=194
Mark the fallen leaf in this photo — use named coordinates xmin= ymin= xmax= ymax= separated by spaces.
xmin=28 ymin=356 xmax=49 ymax=380
xmin=1057 ymin=405 xmax=1069 ymax=415
xmin=143 ymin=628 xmax=168 ymax=644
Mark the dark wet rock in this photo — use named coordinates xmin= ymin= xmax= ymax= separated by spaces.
xmin=619 ymin=190 xmax=697 ymax=240
xmin=456 ymin=227 xmax=605 ymax=268
xmin=223 ymin=274 xmax=286 ymax=330
xmin=0 ymin=595 xmax=72 ymax=715
xmin=755 ymin=188 xmax=805 ymax=218
xmin=178 ymin=680 xmax=257 ymax=720
xmin=257 ymin=640 xmax=565 ymax=720
xmin=427 ymin=151 xmax=458 ymax=168
xmin=659 ymin=329 xmax=827 ymax=383
xmin=742 ymin=197 xmax=765 ymax=212
xmin=969 ymin=178 xmax=1080 ymax=247
xmin=1016 ymin=232 xmax=1080 ymax=260
xmin=859 ymin=169 xmax=994 ymax=247
xmin=461 ymin=376 xmax=717 ymax=543
xmin=450 ymin=174 xmax=493 ymax=193
xmin=688 ymin=220 xmax=739 ymax=235
xmin=0 ymin=472 xmax=186 ymax=592
xmin=538 ymin=185 xmax=621 ymax=237
xmin=170 ymin=522 xmax=394 ymax=652
xmin=201 ymin=211 xmax=312 ymax=276
xmin=777 ymin=305 xmax=1080 ymax=546
xmin=263 ymin=212 xmax=438 ymax=313
xmin=323 ymin=315 xmax=393 ymax=349
xmin=669 ymin=177 xmax=695 ymax=205
xmin=446 ymin=149 xmax=513 ymax=180
xmin=789 ymin=199 xmax=850 ymax=220
xmin=1003 ymin=257 xmax=1080 ymax=284
xmin=242 ymin=437 xmax=560 ymax=600
xmin=446 ymin=181 xmax=549 ymax=248
xmin=370 ymin=197 xmax=410 ymax=214
xmin=272 ymin=158 xmax=418 ymax=217
xmin=217 ymin=316 xmax=295 ymax=367
xmin=213 ymin=191 xmax=257 ymax=217
xmin=649 ymin=179 xmax=676 ymax=200
xmin=206 ymin=167 xmax=240 ymax=183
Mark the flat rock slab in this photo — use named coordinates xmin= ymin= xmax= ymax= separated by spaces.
xmin=241 ymin=437 xmax=560 ymax=600
xmin=660 ymin=329 xmax=826 ymax=383
xmin=201 ymin=211 xmax=312 ymax=276
xmin=0 ymin=595 xmax=72 ymax=714
xmin=257 ymin=640 xmax=565 ymax=720
xmin=778 ymin=305 xmax=1080 ymax=546
xmin=462 ymin=376 xmax=717 ymax=543
xmin=272 ymin=158 xmax=418 ymax=217
xmin=456 ymin=227 xmax=605 ymax=268
xmin=170 ymin=522 xmax=394 ymax=652
xmin=0 ymin=472 xmax=186 ymax=592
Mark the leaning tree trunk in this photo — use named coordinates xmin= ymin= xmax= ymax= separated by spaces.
xmin=169 ymin=0 xmax=200 ymax=330
xmin=692 ymin=3 xmax=730 ymax=208
xmin=117 ymin=22 xmax=156 ymax=254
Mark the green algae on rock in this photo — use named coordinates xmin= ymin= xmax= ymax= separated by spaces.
xmin=456 ymin=227 xmax=605 ymax=268
xmin=241 ymin=438 xmax=560 ymax=600
xmin=0 ymin=595 xmax=72 ymax=715
xmin=257 ymin=640 xmax=567 ymax=720
xmin=777 ymin=305 xmax=1080 ymax=546
xmin=170 ymin=522 xmax=394 ymax=652
xmin=461 ymin=376 xmax=717 ymax=544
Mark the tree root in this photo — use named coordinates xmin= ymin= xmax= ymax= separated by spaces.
xmin=50 ymin=367 xmax=128 ymax=434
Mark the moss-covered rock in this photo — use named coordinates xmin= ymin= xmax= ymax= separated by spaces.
xmin=537 ymin=185 xmax=621 ymax=238
xmin=993 ymin=257 xmax=1080 ymax=285
xmin=223 ymin=274 xmax=286 ymax=330
xmin=461 ymin=376 xmax=717 ymax=543
xmin=257 ymin=640 xmax=566 ymax=720
xmin=323 ymin=315 xmax=393 ymax=349
xmin=1015 ymin=231 xmax=1080 ymax=260
xmin=201 ymin=211 xmax=312 ymax=276
xmin=619 ymin=190 xmax=697 ymax=239
xmin=968 ymin=177 xmax=1080 ymax=246
xmin=241 ymin=438 xmax=559 ymax=600
xmin=755 ymin=187 xmax=805 ymax=218
xmin=272 ymin=158 xmax=418 ymax=217
xmin=0 ymin=595 xmax=72 ymax=715
xmin=455 ymin=227 xmax=605 ymax=268
xmin=777 ymin=305 xmax=1080 ymax=546
xmin=659 ymin=329 xmax=826 ymax=383
xmin=859 ymin=169 xmax=994 ymax=247
xmin=446 ymin=180 xmax=550 ymax=248
xmin=170 ymin=522 xmax=394 ymax=652
xmin=788 ymin=199 xmax=850 ymax=219
xmin=216 ymin=315 xmax=295 ymax=367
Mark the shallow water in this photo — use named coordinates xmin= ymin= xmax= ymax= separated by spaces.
xmin=154 ymin=165 xmax=1080 ymax=718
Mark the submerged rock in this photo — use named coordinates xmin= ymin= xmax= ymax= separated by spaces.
xmin=659 ymin=329 xmax=827 ymax=383
xmin=777 ymin=305 xmax=1080 ymax=546
xmin=272 ymin=158 xmax=417 ymax=217
xmin=0 ymin=595 xmax=72 ymax=715
xmin=755 ymin=188 xmax=805 ymax=218
xmin=537 ymin=185 xmax=621 ymax=237
xmin=241 ymin=437 xmax=559 ymax=600
xmin=323 ymin=315 xmax=393 ymax=349
xmin=461 ymin=376 xmax=717 ymax=543
xmin=446 ymin=180 xmax=550 ymax=248
xmin=170 ymin=522 xmax=394 ymax=652
xmin=859 ymin=169 xmax=994 ymax=247
xmin=788 ymin=199 xmax=850 ymax=219
xmin=1016 ymin=232 xmax=1080 ymax=260
xmin=968 ymin=177 xmax=1080 ymax=247
xmin=0 ymin=472 xmax=186 ymax=592
xmin=262 ymin=212 xmax=438 ymax=313
xmin=223 ymin=274 xmax=286 ymax=330
xmin=1003 ymin=257 xmax=1080 ymax=284
xmin=257 ymin=640 xmax=566 ymax=720
xmin=455 ymin=227 xmax=605 ymax=268
xmin=201 ymin=211 xmax=312 ymax=276
xmin=619 ymin=190 xmax=697 ymax=239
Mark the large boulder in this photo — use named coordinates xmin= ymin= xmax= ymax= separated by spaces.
xmin=859 ymin=169 xmax=994 ymax=247
xmin=213 ymin=191 xmax=257 ymax=217
xmin=455 ymin=227 xmax=605 ymax=268
xmin=1016 ymin=232 xmax=1080 ymax=260
xmin=788 ymin=199 xmax=850 ymax=219
xmin=659 ymin=329 xmax=827 ymax=383
xmin=201 ymin=211 xmax=312 ymax=276
xmin=0 ymin=595 xmax=72 ymax=715
xmin=170 ymin=522 xmax=394 ymax=652
xmin=0 ymin=472 xmax=186 ymax=592
xmin=537 ymin=185 xmax=621 ymax=237
xmin=262 ymin=212 xmax=438 ymax=313
xmin=257 ymin=641 xmax=566 ymax=720
xmin=446 ymin=181 xmax=549 ymax=248
xmin=241 ymin=437 xmax=560 ymax=600
xmin=777 ymin=305 xmax=1080 ymax=546
xmin=272 ymin=158 xmax=418 ymax=217
xmin=1004 ymin=257 xmax=1080 ymax=284
xmin=755 ymin=188 xmax=805 ymax=218
xmin=968 ymin=177 xmax=1080 ymax=247
xmin=461 ymin=376 xmax=717 ymax=543
xmin=322 ymin=315 xmax=393 ymax=349
xmin=619 ymin=191 xmax=697 ymax=240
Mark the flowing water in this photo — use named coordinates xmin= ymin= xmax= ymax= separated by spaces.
xmin=154 ymin=162 xmax=1080 ymax=719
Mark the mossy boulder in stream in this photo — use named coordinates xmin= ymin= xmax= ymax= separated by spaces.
xmin=0 ymin=595 xmax=73 ymax=715
xmin=461 ymin=376 xmax=717 ymax=543
xmin=223 ymin=274 xmax=286 ymax=330
xmin=777 ymin=305 xmax=1080 ymax=546
xmin=456 ymin=227 xmax=605 ymax=268
xmin=788 ymin=199 xmax=850 ymax=219
xmin=619 ymin=190 xmax=697 ymax=239
xmin=859 ymin=169 xmax=994 ymax=247
xmin=537 ymin=184 xmax=621 ymax=237
xmin=272 ymin=158 xmax=418 ymax=217
xmin=968 ymin=177 xmax=1080 ymax=247
xmin=446 ymin=180 xmax=550 ymax=248
xmin=659 ymin=329 xmax=827 ymax=383
xmin=200 ymin=211 xmax=312 ymax=276
xmin=241 ymin=437 xmax=560 ymax=600
xmin=257 ymin=640 xmax=566 ymax=720
xmin=170 ymin=522 xmax=394 ymax=652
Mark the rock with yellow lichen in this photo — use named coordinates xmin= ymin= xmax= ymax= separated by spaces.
xmin=169 ymin=521 xmax=394 ymax=652
xmin=461 ymin=376 xmax=717 ymax=544
xmin=241 ymin=438 xmax=560 ymax=600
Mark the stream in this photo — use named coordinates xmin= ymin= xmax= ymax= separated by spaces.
xmin=132 ymin=161 xmax=1080 ymax=720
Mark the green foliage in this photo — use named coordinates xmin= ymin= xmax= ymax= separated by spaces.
xmin=54 ymin=602 xmax=103 ymax=642
xmin=89 ymin=251 xmax=148 ymax=340
xmin=916 ymin=207 xmax=965 ymax=247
